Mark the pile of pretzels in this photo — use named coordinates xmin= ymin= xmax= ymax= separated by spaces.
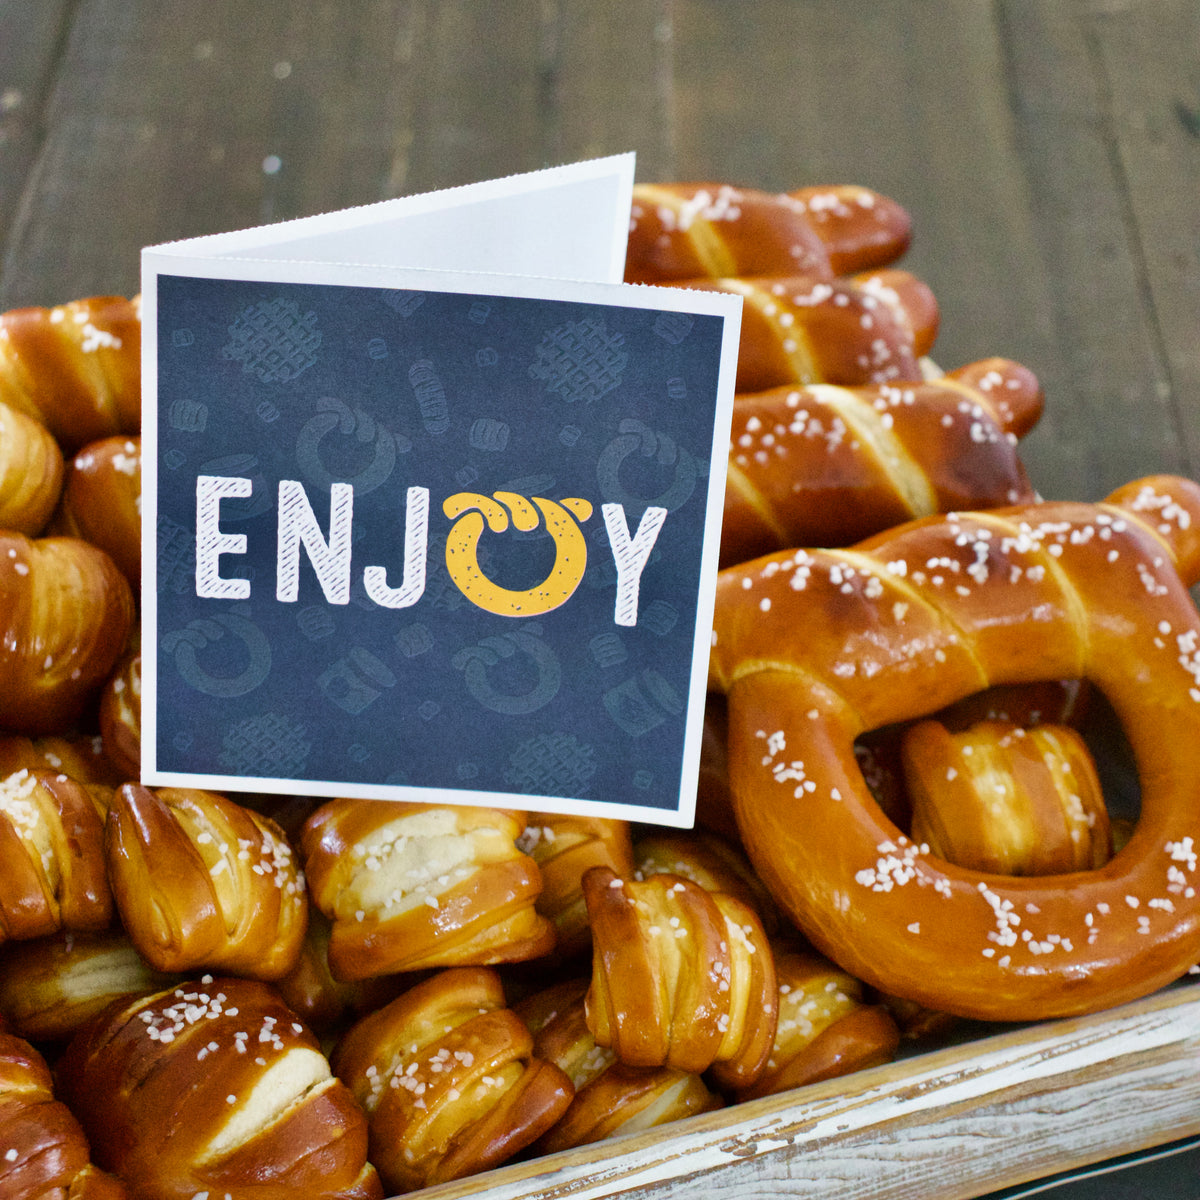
xmin=0 ymin=181 xmax=1197 ymax=1200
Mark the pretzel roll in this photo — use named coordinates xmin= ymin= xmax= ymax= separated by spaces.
xmin=904 ymin=719 xmax=1112 ymax=876
xmin=0 ymin=1031 xmax=128 ymax=1199
xmin=681 ymin=269 xmax=937 ymax=395
xmin=582 ymin=867 xmax=777 ymax=1082
xmin=709 ymin=475 xmax=1200 ymax=1019
xmin=0 ymin=295 xmax=141 ymax=453
xmin=53 ymin=435 xmax=142 ymax=588
xmin=0 ymin=927 xmax=177 ymax=1044
xmin=105 ymin=785 xmax=307 ymax=980
xmin=0 ymin=733 xmax=123 ymax=788
xmin=0 ymin=532 xmax=135 ymax=735
xmin=633 ymin=829 xmax=782 ymax=935
xmin=0 ymin=400 xmax=64 ymax=535
xmin=56 ymin=976 xmax=382 ymax=1200
xmin=332 ymin=966 xmax=573 ymax=1194
xmin=516 ymin=978 xmax=722 ymax=1155
xmin=732 ymin=946 xmax=900 ymax=1102
xmin=518 ymin=813 xmax=635 ymax=958
xmin=98 ymin=641 xmax=141 ymax=780
xmin=301 ymin=800 xmax=554 ymax=981
xmin=0 ymin=769 xmax=111 ymax=946
xmin=786 ymin=184 xmax=914 ymax=274
xmin=722 ymin=357 xmax=1041 ymax=566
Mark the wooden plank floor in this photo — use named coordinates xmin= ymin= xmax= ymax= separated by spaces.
xmin=1 ymin=0 xmax=1197 ymax=504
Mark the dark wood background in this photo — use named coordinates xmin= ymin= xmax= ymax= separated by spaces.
xmin=1 ymin=0 xmax=1197 ymax=506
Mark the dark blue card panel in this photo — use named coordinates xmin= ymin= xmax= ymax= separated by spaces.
xmin=153 ymin=274 xmax=727 ymax=815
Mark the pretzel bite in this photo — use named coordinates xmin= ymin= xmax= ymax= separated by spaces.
xmin=582 ymin=867 xmax=777 ymax=1085
xmin=709 ymin=474 xmax=1200 ymax=1020
xmin=732 ymin=946 xmax=900 ymax=1102
xmin=56 ymin=977 xmax=382 ymax=1200
xmin=625 ymin=182 xmax=911 ymax=284
xmin=300 ymin=800 xmax=554 ymax=980
xmin=52 ymin=435 xmax=141 ymax=588
xmin=0 ymin=769 xmax=111 ymax=946
xmin=0 ymin=399 xmax=63 ymax=535
xmin=105 ymin=785 xmax=307 ymax=980
xmin=721 ymin=357 xmax=1041 ymax=566
xmin=98 ymin=639 xmax=141 ymax=781
xmin=332 ymin=967 xmax=573 ymax=1194
xmin=518 ymin=813 xmax=635 ymax=958
xmin=680 ymin=269 xmax=937 ymax=394
xmin=516 ymin=977 xmax=723 ymax=1155
xmin=0 ymin=295 xmax=141 ymax=453
xmin=0 ymin=927 xmax=177 ymax=1044
xmin=633 ymin=829 xmax=782 ymax=936
xmin=0 ymin=531 xmax=135 ymax=735
xmin=0 ymin=1030 xmax=128 ymax=1199
xmin=903 ymin=719 xmax=1112 ymax=876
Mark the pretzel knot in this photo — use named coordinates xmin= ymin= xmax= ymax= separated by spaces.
xmin=709 ymin=475 xmax=1200 ymax=1020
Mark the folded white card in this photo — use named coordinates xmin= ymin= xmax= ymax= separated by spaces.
xmin=141 ymin=154 xmax=742 ymax=828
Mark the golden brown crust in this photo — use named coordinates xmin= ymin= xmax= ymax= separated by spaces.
xmin=301 ymin=800 xmax=554 ymax=980
xmin=0 ymin=734 xmax=123 ymax=788
xmin=721 ymin=358 xmax=1041 ymax=565
xmin=0 ymin=296 xmax=141 ymax=453
xmin=625 ymin=183 xmax=911 ymax=284
xmin=904 ymin=719 xmax=1112 ymax=875
xmin=52 ymin=435 xmax=141 ymax=588
xmin=0 ymin=769 xmax=112 ymax=946
xmin=732 ymin=947 xmax=900 ymax=1101
xmin=0 ymin=399 xmax=64 ymax=536
xmin=105 ymin=785 xmax=307 ymax=980
xmin=0 ymin=928 xmax=178 ymax=1044
xmin=519 ymin=813 xmax=635 ymax=959
xmin=333 ymin=967 xmax=572 ymax=1194
xmin=710 ymin=476 xmax=1200 ymax=1020
xmin=582 ymin=867 xmax=777 ymax=1081
xmin=681 ymin=270 xmax=937 ymax=394
xmin=0 ymin=532 xmax=135 ymax=735
xmin=55 ymin=977 xmax=381 ymax=1200
xmin=97 ymin=644 xmax=140 ymax=781
xmin=0 ymin=1031 xmax=128 ymax=1199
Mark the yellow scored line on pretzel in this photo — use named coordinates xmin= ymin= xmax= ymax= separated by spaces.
xmin=708 ymin=474 xmax=1200 ymax=1021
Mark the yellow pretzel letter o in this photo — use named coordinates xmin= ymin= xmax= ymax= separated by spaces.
xmin=443 ymin=491 xmax=593 ymax=617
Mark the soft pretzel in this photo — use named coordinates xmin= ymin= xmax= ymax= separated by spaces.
xmin=0 ymin=768 xmax=112 ymax=946
xmin=903 ymin=718 xmax=1112 ymax=876
xmin=332 ymin=966 xmax=573 ymax=1194
xmin=0 ymin=733 xmax=123 ymax=788
xmin=98 ymin=638 xmax=141 ymax=781
xmin=0 ymin=296 xmax=141 ymax=453
xmin=721 ymin=357 xmax=1042 ymax=566
xmin=678 ymin=268 xmax=938 ymax=394
xmin=0 ymin=1030 xmax=128 ymax=1199
xmin=581 ymin=866 xmax=776 ymax=1083
xmin=105 ymin=785 xmax=308 ymax=980
xmin=0 ymin=927 xmax=176 ymax=1044
xmin=55 ymin=976 xmax=383 ymax=1200
xmin=709 ymin=475 xmax=1200 ymax=1020
xmin=301 ymin=800 xmax=554 ymax=980
xmin=0 ymin=532 xmax=135 ymax=735
xmin=0 ymin=400 xmax=64 ymax=536
xmin=518 ymin=813 xmax=635 ymax=958
xmin=732 ymin=944 xmax=900 ymax=1102
xmin=516 ymin=977 xmax=722 ymax=1155
xmin=625 ymin=182 xmax=911 ymax=284
xmin=52 ymin=435 xmax=142 ymax=588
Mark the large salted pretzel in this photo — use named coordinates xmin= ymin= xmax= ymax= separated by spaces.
xmin=708 ymin=475 xmax=1200 ymax=1021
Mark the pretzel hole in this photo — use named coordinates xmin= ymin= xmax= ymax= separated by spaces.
xmin=853 ymin=681 xmax=1140 ymax=878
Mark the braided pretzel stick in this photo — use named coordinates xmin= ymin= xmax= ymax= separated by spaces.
xmin=722 ymin=357 xmax=1043 ymax=566
xmin=709 ymin=475 xmax=1200 ymax=1021
xmin=626 ymin=183 xmax=912 ymax=283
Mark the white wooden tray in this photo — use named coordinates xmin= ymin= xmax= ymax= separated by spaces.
xmin=403 ymin=979 xmax=1200 ymax=1200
